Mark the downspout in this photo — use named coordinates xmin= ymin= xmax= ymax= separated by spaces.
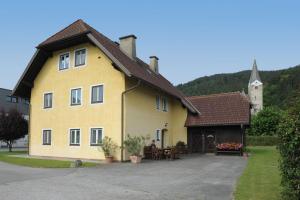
xmin=121 ymin=80 xmax=141 ymax=162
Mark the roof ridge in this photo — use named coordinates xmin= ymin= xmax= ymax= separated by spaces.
xmin=187 ymin=91 xmax=242 ymax=99
xmin=38 ymin=19 xmax=89 ymax=47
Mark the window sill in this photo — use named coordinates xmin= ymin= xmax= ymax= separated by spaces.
xmin=42 ymin=144 xmax=51 ymax=145
xmin=70 ymin=144 xmax=80 ymax=146
xmin=90 ymin=144 xmax=102 ymax=146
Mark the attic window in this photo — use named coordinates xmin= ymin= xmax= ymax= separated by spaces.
xmin=75 ymin=49 xmax=86 ymax=67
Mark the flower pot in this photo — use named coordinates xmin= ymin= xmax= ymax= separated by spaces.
xmin=105 ymin=156 xmax=114 ymax=163
xmin=129 ymin=155 xmax=142 ymax=164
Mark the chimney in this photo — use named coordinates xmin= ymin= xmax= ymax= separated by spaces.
xmin=149 ymin=56 xmax=159 ymax=73
xmin=119 ymin=35 xmax=137 ymax=60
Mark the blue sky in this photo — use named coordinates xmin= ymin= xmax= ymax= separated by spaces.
xmin=1 ymin=1 xmax=300 ymax=89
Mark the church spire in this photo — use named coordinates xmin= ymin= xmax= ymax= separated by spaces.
xmin=249 ymin=59 xmax=261 ymax=84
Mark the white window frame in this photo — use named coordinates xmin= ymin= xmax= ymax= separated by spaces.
xmin=90 ymin=127 xmax=104 ymax=146
xmin=69 ymin=128 xmax=81 ymax=146
xmin=58 ymin=52 xmax=70 ymax=71
xmin=156 ymin=129 xmax=161 ymax=141
xmin=90 ymin=84 xmax=104 ymax=104
xmin=70 ymin=87 xmax=82 ymax=106
xmin=43 ymin=92 xmax=53 ymax=109
xmin=74 ymin=48 xmax=87 ymax=67
xmin=42 ymin=129 xmax=52 ymax=145
xmin=162 ymin=97 xmax=168 ymax=112
xmin=156 ymin=95 xmax=160 ymax=110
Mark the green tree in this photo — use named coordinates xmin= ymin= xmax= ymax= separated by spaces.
xmin=0 ymin=109 xmax=28 ymax=152
xmin=248 ymin=107 xmax=284 ymax=136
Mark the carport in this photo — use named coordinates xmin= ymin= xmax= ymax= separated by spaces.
xmin=185 ymin=92 xmax=251 ymax=153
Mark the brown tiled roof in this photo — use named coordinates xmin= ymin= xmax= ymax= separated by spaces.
xmin=13 ymin=19 xmax=198 ymax=113
xmin=185 ymin=92 xmax=250 ymax=127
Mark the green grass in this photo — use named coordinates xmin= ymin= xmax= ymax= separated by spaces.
xmin=234 ymin=146 xmax=281 ymax=200
xmin=0 ymin=151 xmax=97 ymax=168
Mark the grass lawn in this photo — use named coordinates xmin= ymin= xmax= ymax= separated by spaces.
xmin=234 ymin=146 xmax=281 ymax=200
xmin=0 ymin=151 xmax=97 ymax=168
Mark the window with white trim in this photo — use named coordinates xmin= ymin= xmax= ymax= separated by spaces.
xmin=42 ymin=130 xmax=51 ymax=145
xmin=75 ymin=49 xmax=86 ymax=67
xmin=90 ymin=128 xmax=103 ymax=146
xmin=70 ymin=129 xmax=80 ymax=146
xmin=59 ymin=53 xmax=70 ymax=70
xmin=91 ymin=85 xmax=103 ymax=104
xmin=71 ymin=88 xmax=81 ymax=106
xmin=156 ymin=129 xmax=161 ymax=141
xmin=44 ymin=93 xmax=52 ymax=108
xmin=162 ymin=97 xmax=168 ymax=112
xmin=156 ymin=95 xmax=160 ymax=110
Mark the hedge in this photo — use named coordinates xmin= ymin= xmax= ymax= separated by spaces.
xmin=246 ymin=136 xmax=279 ymax=146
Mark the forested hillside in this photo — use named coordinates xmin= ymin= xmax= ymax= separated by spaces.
xmin=177 ymin=65 xmax=300 ymax=109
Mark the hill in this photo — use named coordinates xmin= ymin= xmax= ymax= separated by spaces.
xmin=177 ymin=65 xmax=300 ymax=109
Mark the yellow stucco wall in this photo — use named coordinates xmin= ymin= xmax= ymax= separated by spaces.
xmin=29 ymin=43 xmax=125 ymax=160
xmin=124 ymin=78 xmax=188 ymax=159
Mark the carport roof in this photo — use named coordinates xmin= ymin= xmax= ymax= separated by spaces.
xmin=186 ymin=92 xmax=250 ymax=127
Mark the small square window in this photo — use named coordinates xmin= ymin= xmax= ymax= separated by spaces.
xmin=71 ymin=88 xmax=81 ymax=106
xmin=90 ymin=128 xmax=103 ymax=146
xmin=42 ymin=130 xmax=51 ymax=145
xmin=59 ymin=53 xmax=70 ymax=70
xmin=75 ymin=49 xmax=86 ymax=67
xmin=6 ymin=96 xmax=12 ymax=102
xmin=44 ymin=93 xmax=52 ymax=109
xmin=91 ymin=85 xmax=103 ymax=104
xmin=70 ymin=129 xmax=80 ymax=146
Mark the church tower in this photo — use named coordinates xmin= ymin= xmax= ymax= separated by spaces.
xmin=248 ymin=59 xmax=263 ymax=115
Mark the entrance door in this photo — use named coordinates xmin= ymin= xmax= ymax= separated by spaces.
xmin=190 ymin=133 xmax=203 ymax=153
xmin=205 ymin=134 xmax=216 ymax=153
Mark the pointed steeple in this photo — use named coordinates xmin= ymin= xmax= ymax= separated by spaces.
xmin=249 ymin=59 xmax=262 ymax=84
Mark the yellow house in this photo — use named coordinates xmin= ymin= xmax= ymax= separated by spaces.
xmin=13 ymin=20 xmax=199 ymax=161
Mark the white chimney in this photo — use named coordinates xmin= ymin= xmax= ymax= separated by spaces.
xmin=119 ymin=35 xmax=137 ymax=60
xmin=149 ymin=56 xmax=159 ymax=73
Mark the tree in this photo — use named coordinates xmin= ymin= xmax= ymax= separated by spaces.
xmin=247 ymin=106 xmax=284 ymax=136
xmin=0 ymin=109 xmax=28 ymax=152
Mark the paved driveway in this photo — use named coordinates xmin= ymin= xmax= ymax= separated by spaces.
xmin=0 ymin=154 xmax=246 ymax=200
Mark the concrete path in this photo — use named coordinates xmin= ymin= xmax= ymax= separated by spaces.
xmin=0 ymin=154 xmax=247 ymax=200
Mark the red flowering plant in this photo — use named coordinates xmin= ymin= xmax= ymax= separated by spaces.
xmin=216 ymin=143 xmax=243 ymax=150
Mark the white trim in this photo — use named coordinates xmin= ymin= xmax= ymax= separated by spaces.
xmin=69 ymin=128 xmax=81 ymax=146
xmin=155 ymin=95 xmax=160 ymax=111
xmin=42 ymin=128 xmax=52 ymax=145
xmin=69 ymin=87 xmax=83 ymax=107
xmin=90 ymin=84 xmax=104 ymax=105
xmin=43 ymin=92 xmax=53 ymax=110
xmin=58 ymin=51 xmax=71 ymax=71
xmin=161 ymin=96 xmax=168 ymax=112
xmin=74 ymin=47 xmax=88 ymax=68
xmin=89 ymin=127 xmax=104 ymax=146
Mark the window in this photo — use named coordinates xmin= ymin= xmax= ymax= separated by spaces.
xmin=90 ymin=128 xmax=103 ymax=146
xmin=59 ymin=53 xmax=70 ymax=70
xmin=23 ymin=98 xmax=30 ymax=105
xmin=71 ymin=88 xmax=82 ymax=106
xmin=6 ymin=96 xmax=11 ymax=102
xmin=162 ymin=97 xmax=168 ymax=112
xmin=75 ymin=49 xmax=86 ymax=67
xmin=156 ymin=95 xmax=160 ymax=110
xmin=70 ymin=129 xmax=80 ymax=146
xmin=44 ymin=93 xmax=52 ymax=108
xmin=91 ymin=85 xmax=103 ymax=104
xmin=11 ymin=96 xmax=18 ymax=103
xmin=42 ymin=130 xmax=51 ymax=145
xmin=156 ymin=129 xmax=161 ymax=141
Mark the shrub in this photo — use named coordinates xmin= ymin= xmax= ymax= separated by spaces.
xmin=247 ymin=107 xmax=284 ymax=136
xmin=246 ymin=136 xmax=279 ymax=146
xmin=123 ymin=135 xmax=145 ymax=156
xmin=100 ymin=136 xmax=118 ymax=157
xmin=176 ymin=141 xmax=185 ymax=147
xmin=277 ymin=113 xmax=300 ymax=200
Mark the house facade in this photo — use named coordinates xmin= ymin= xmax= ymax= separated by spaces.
xmin=13 ymin=20 xmax=198 ymax=161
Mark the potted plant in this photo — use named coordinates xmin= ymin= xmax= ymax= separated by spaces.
xmin=100 ymin=136 xmax=118 ymax=163
xmin=123 ymin=134 xmax=145 ymax=164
